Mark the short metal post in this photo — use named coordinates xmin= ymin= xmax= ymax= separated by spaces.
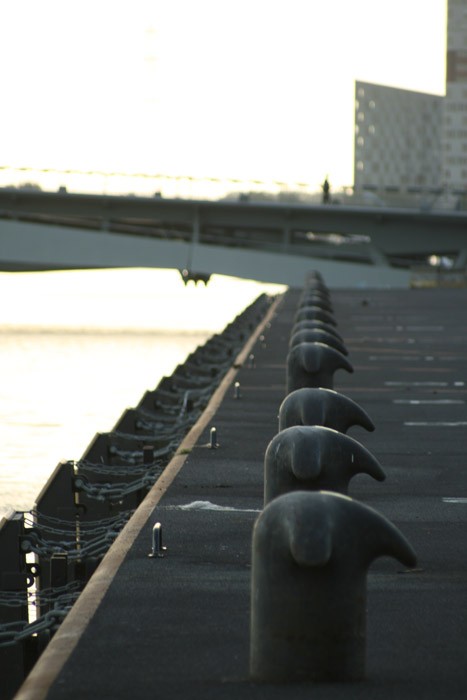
xmin=148 ymin=522 xmax=167 ymax=558
xmin=209 ymin=427 xmax=219 ymax=449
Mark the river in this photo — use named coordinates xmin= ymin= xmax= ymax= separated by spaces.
xmin=0 ymin=268 xmax=282 ymax=517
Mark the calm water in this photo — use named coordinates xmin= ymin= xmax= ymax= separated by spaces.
xmin=0 ymin=327 xmax=211 ymax=518
xmin=0 ymin=269 xmax=283 ymax=518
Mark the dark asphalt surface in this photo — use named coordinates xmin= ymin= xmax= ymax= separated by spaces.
xmin=21 ymin=285 xmax=467 ymax=699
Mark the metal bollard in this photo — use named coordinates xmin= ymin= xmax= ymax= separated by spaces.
xmin=278 ymin=387 xmax=375 ymax=433
xmin=292 ymin=319 xmax=344 ymax=342
xmin=303 ymin=273 xmax=327 ymax=292
xmin=298 ymin=296 xmax=333 ymax=313
xmin=294 ymin=306 xmax=337 ymax=326
xmin=209 ymin=426 xmax=219 ymax=449
xmin=250 ymin=491 xmax=417 ymax=682
xmin=148 ymin=522 xmax=167 ymax=558
xmin=289 ymin=328 xmax=348 ymax=356
xmin=286 ymin=342 xmax=353 ymax=393
xmin=263 ymin=425 xmax=385 ymax=504
xmin=303 ymin=287 xmax=329 ymax=299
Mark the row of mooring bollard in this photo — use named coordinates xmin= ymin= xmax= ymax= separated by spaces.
xmin=250 ymin=271 xmax=417 ymax=683
xmin=0 ymin=293 xmax=274 ymax=700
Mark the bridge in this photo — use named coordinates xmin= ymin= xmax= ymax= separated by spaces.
xmin=1 ymin=188 xmax=466 ymax=287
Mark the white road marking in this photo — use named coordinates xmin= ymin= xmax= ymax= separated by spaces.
xmin=169 ymin=500 xmax=261 ymax=513
xmin=385 ymin=381 xmax=448 ymax=387
xmin=404 ymin=421 xmax=467 ymax=427
xmin=394 ymin=399 xmax=465 ymax=405
xmin=370 ymin=356 xmax=422 ymax=361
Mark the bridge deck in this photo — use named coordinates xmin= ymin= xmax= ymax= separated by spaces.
xmin=16 ymin=285 xmax=467 ymax=700
xmin=1 ymin=190 xmax=467 ymax=282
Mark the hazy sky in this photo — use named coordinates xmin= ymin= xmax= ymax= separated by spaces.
xmin=1 ymin=0 xmax=447 ymax=190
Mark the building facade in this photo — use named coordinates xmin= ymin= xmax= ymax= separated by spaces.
xmin=354 ymin=82 xmax=443 ymax=193
xmin=354 ymin=0 xmax=467 ymax=199
xmin=442 ymin=0 xmax=467 ymax=192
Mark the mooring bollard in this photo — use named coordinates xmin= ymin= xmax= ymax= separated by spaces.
xmin=303 ymin=273 xmax=327 ymax=292
xmin=298 ymin=296 xmax=333 ymax=313
xmin=250 ymin=491 xmax=417 ymax=682
xmin=278 ymin=387 xmax=375 ymax=433
xmin=294 ymin=306 xmax=337 ymax=326
xmin=263 ymin=425 xmax=385 ymax=504
xmin=286 ymin=342 xmax=353 ymax=393
xmin=289 ymin=328 xmax=348 ymax=356
xmin=292 ymin=319 xmax=344 ymax=341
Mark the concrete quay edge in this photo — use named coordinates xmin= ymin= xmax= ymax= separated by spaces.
xmin=13 ymin=295 xmax=283 ymax=700
xmin=14 ymin=285 xmax=467 ymax=700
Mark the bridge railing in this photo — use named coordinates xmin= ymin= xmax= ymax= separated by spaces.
xmin=0 ymin=166 xmax=324 ymax=204
xmin=1 ymin=166 xmax=465 ymax=212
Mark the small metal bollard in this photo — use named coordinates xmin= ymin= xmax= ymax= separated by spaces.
xmin=180 ymin=390 xmax=193 ymax=417
xmin=234 ymin=381 xmax=242 ymax=399
xmin=248 ymin=353 xmax=256 ymax=369
xmin=289 ymin=328 xmax=348 ymax=356
xmin=286 ymin=342 xmax=353 ymax=393
xmin=209 ymin=426 xmax=219 ymax=449
xmin=263 ymin=425 xmax=385 ymax=504
xmin=278 ymin=387 xmax=375 ymax=433
xmin=250 ymin=491 xmax=417 ymax=682
xmin=148 ymin=522 xmax=167 ymax=558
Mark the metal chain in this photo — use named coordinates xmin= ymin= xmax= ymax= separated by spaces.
xmin=104 ymin=438 xmax=177 ymax=462
xmin=0 ymin=607 xmax=74 ymax=648
xmin=25 ymin=510 xmax=133 ymax=537
xmin=0 ymin=581 xmax=81 ymax=609
xmin=20 ymin=527 xmax=121 ymax=560
xmin=77 ymin=460 xmax=163 ymax=477
xmin=74 ymin=467 xmax=164 ymax=504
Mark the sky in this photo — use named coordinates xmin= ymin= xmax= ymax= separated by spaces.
xmin=1 ymin=0 xmax=447 ymax=192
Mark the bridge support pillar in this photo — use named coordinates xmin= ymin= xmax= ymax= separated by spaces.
xmin=453 ymin=248 xmax=467 ymax=270
xmin=192 ymin=207 xmax=200 ymax=244
xmin=368 ymin=244 xmax=390 ymax=266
